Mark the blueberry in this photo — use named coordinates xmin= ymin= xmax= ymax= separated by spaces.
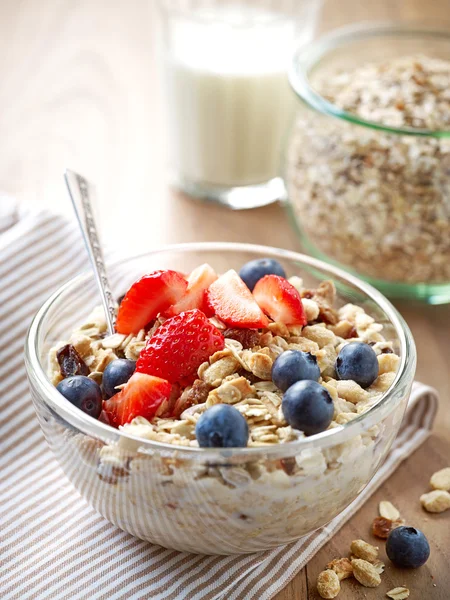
xmin=56 ymin=375 xmax=102 ymax=419
xmin=386 ymin=526 xmax=430 ymax=568
xmin=239 ymin=258 xmax=286 ymax=291
xmin=195 ymin=404 xmax=249 ymax=448
xmin=272 ymin=350 xmax=320 ymax=392
xmin=282 ymin=380 xmax=334 ymax=436
xmin=335 ymin=342 xmax=379 ymax=388
xmin=102 ymin=359 xmax=136 ymax=398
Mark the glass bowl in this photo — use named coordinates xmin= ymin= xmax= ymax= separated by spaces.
xmin=285 ymin=23 xmax=450 ymax=304
xmin=25 ymin=243 xmax=416 ymax=554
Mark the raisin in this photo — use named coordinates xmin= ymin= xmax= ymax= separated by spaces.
xmin=57 ymin=344 xmax=90 ymax=377
xmin=372 ymin=516 xmax=393 ymax=539
xmin=279 ymin=457 xmax=297 ymax=476
xmin=346 ymin=326 xmax=358 ymax=339
xmin=318 ymin=304 xmax=339 ymax=325
xmin=381 ymin=347 xmax=394 ymax=354
xmin=223 ymin=328 xmax=260 ymax=349
xmin=237 ymin=369 xmax=260 ymax=384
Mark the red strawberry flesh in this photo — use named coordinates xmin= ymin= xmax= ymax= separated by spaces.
xmin=253 ymin=275 xmax=306 ymax=326
xmin=164 ymin=263 xmax=217 ymax=317
xmin=206 ymin=270 xmax=269 ymax=329
xmin=103 ymin=372 xmax=172 ymax=427
xmin=136 ymin=309 xmax=225 ymax=383
xmin=116 ymin=270 xmax=187 ymax=335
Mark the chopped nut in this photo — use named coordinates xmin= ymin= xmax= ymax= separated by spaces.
xmin=326 ymin=557 xmax=353 ymax=581
xmin=420 ymin=489 xmax=450 ymax=513
xmin=301 ymin=298 xmax=320 ymax=322
xmin=336 ymin=380 xmax=370 ymax=404
xmin=245 ymin=351 xmax=273 ymax=380
xmin=377 ymin=353 xmax=400 ymax=375
xmin=379 ymin=500 xmax=400 ymax=521
xmin=430 ymin=467 xmax=450 ymax=491
xmin=302 ymin=324 xmax=336 ymax=348
xmin=206 ymin=376 xmax=255 ymax=407
xmin=386 ymin=587 xmax=410 ymax=599
xmin=200 ymin=356 xmax=239 ymax=386
xmin=350 ymin=539 xmax=379 ymax=563
xmin=351 ymin=559 xmax=381 ymax=588
xmin=317 ymin=570 xmax=341 ymax=599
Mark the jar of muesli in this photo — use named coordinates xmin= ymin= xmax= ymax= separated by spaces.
xmin=285 ymin=24 xmax=450 ymax=303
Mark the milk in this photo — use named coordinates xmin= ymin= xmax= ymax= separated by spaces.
xmin=164 ymin=8 xmax=299 ymax=188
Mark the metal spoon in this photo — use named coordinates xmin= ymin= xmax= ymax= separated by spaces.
xmin=64 ymin=169 xmax=116 ymax=335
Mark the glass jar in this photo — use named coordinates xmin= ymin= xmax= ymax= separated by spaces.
xmin=285 ymin=24 xmax=450 ymax=303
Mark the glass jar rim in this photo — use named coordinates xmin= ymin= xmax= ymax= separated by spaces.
xmin=24 ymin=242 xmax=416 ymax=459
xmin=289 ymin=22 xmax=450 ymax=138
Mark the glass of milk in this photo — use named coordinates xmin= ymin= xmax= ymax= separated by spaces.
xmin=159 ymin=0 xmax=322 ymax=209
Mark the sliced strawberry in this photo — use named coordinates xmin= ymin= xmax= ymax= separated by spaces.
xmin=163 ymin=263 xmax=218 ymax=317
xmin=103 ymin=372 xmax=171 ymax=428
xmin=205 ymin=270 xmax=269 ymax=329
xmin=116 ymin=270 xmax=187 ymax=335
xmin=136 ymin=309 xmax=225 ymax=383
xmin=253 ymin=275 xmax=307 ymax=326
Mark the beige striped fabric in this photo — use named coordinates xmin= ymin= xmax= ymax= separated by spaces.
xmin=0 ymin=205 xmax=439 ymax=600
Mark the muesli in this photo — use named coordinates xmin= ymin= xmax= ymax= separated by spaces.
xmin=46 ymin=259 xmax=402 ymax=553
xmin=287 ymin=55 xmax=450 ymax=284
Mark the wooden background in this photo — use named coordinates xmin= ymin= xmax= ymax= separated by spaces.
xmin=0 ymin=0 xmax=449 ymax=597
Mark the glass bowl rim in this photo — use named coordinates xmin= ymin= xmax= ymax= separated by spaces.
xmin=25 ymin=241 xmax=416 ymax=459
xmin=289 ymin=21 xmax=450 ymax=138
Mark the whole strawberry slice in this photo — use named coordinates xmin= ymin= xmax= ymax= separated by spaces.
xmin=163 ymin=263 xmax=217 ymax=317
xmin=116 ymin=270 xmax=187 ymax=335
xmin=136 ymin=309 xmax=225 ymax=383
xmin=253 ymin=275 xmax=306 ymax=326
xmin=205 ymin=270 xmax=269 ymax=329
xmin=103 ymin=372 xmax=171 ymax=427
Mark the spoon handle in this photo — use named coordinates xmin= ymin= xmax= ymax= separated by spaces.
xmin=64 ymin=169 xmax=116 ymax=335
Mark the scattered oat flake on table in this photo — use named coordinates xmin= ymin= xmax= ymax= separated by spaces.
xmin=386 ymin=587 xmax=410 ymax=599
xmin=372 ymin=560 xmax=385 ymax=575
xmin=430 ymin=467 xmax=450 ymax=491
xmin=420 ymin=489 xmax=450 ymax=513
xmin=379 ymin=500 xmax=400 ymax=520
xmin=316 ymin=569 xmax=341 ymax=599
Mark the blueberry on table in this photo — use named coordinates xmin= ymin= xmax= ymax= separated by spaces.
xmin=196 ymin=404 xmax=249 ymax=448
xmin=272 ymin=350 xmax=320 ymax=392
xmin=282 ymin=380 xmax=334 ymax=436
xmin=102 ymin=359 xmax=136 ymax=399
xmin=335 ymin=341 xmax=379 ymax=388
xmin=239 ymin=258 xmax=286 ymax=291
xmin=386 ymin=526 xmax=430 ymax=568
xmin=56 ymin=376 xmax=102 ymax=419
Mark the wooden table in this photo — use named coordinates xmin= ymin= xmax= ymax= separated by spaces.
xmin=0 ymin=0 xmax=448 ymax=597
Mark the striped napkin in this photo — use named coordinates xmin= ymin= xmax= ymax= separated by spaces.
xmin=0 ymin=203 xmax=439 ymax=600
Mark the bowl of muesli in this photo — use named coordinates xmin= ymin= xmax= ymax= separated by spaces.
xmin=25 ymin=243 xmax=416 ymax=554
xmin=286 ymin=23 xmax=450 ymax=303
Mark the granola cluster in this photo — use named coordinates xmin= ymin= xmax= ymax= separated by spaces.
xmin=49 ymin=279 xmax=399 ymax=448
xmin=287 ymin=55 xmax=450 ymax=284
